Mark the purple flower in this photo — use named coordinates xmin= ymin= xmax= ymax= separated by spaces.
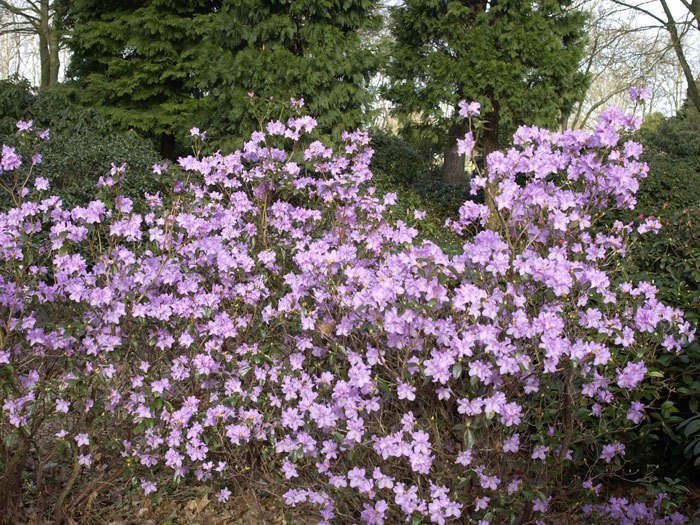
xmin=455 ymin=449 xmax=472 ymax=466
xmin=502 ymin=434 xmax=520 ymax=453
xmin=1 ymin=145 xmax=21 ymax=171
xmin=474 ymin=496 xmax=490 ymax=511
xmin=457 ymin=132 xmax=475 ymax=157
xmin=281 ymin=459 xmax=298 ymax=479
xmin=396 ymin=382 xmax=416 ymax=401
xmin=616 ymin=362 xmax=647 ymax=389
xmin=141 ymin=479 xmax=157 ymax=495
xmin=600 ymin=442 xmax=625 ymax=463
xmin=628 ymin=87 xmax=650 ymax=102
xmin=217 ymin=487 xmax=231 ymax=503
xmin=458 ymin=100 xmax=481 ymax=117
xmin=626 ymin=401 xmax=644 ymax=424
xmin=531 ymin=445 xmax=548 ymax=462
xmin=32 ymin=177 xmax=49 ymax=191
xmin=532 ymin=496 xmax=550 ymax=513
xmin=16 ymin=120 xmax=33 ymax=132
xmin=267 ymin=120 xmax=286 ymax=136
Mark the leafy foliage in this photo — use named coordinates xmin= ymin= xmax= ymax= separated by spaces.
xmin=385 ymin=0 xmax=588 ymax=154
xmin=199 ymin=0 xmax=382 ymax=144
xmin=0 ymin=78 xmax=164 ymax=210
xmin=370 ymin=129 xmax=467 ymax=247
xmin=61 ymin=0 xmax=382 ymax=153
xmin=0 ymin=105 xmax=695 ymax=523
xmin=0 ymin=78 xmax=35 ymax=134
xmin=622 ymin=104 xmax=700 ymax=483
xmin=61 ymin=0 xmax=217 ymax=154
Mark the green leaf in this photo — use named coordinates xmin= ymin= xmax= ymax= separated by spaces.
xmin=683 ymin=419 xmax=700 ymax=437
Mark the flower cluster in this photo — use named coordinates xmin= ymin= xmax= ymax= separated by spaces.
xmin=583 ymin=494 xmax=688 ymax=524
xmin=0 ymin=106 xmax=693 ymax=523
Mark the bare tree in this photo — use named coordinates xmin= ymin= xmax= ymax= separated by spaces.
xmin=609 ymin=0 xmax=700 ymax=113
xmin=565 ymin=0 xmax=698 ymax=129
xmin=685 ymin=0 xmax=700 ymax=29
xmin=0 ymin=0 xmax=61 ymax=88
xmin=0 ymin=11 xmax=24 ymax=78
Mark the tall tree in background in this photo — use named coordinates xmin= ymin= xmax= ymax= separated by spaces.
xmin=0 ymin=0 xmax=63 ymax=88
xmin=610 ymin=0 xmax=700 ymax=115
xmin=200 ymin=0 xmax=382 ymax=140
xmin=386 ymin=0 xmax=588 ymax=184
xmin=62 ymin=0 xmax=217 ymax=157
xmin=567 ymin=0 xmax=682 ymax=129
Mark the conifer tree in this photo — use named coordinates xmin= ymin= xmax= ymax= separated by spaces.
xmin=386 ymin=0 xmax=588 ymax=184
xmin=62 ymin=0 xmax=217 ymax=157
xmin=200 ymin=0 xmax=382 ymax=141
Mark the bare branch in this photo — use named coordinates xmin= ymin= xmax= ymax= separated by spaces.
xmin=24 ymin=0 xmax=42 ymax=14
xmin=0 ymin=0 xmax=40 ymax=25
xmin=608 ymin=0 xmax=668 ymax=26
xmin=659 ymin=0 xmax=700 ymax=112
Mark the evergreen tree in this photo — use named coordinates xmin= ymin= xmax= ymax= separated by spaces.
xmin=62 ymin=0 xmax=217 ymax=157
xmin=386 ymin=0 xmax=588 ymax=184
xmin=200 ymin=0 xmax=382 ymax=142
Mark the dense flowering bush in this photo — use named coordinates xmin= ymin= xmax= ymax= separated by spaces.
xmin=0 ymin=101 xmax=695 ymax=524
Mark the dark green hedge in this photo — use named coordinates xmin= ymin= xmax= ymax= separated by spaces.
xmin=0 ymin=79 xmax=166 ymax=210
xmin=625 ymin=105 xmax=700 ymax=482
xmin=369 ymin=129 xmax=466 ymax=249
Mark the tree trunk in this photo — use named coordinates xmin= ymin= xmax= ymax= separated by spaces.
xmin=482 ymin=108 xmax=500 ymax=229
xmin=38 ymin=0 xmax=51 ymax=89
xmin=160 ymin=133 xmax=176 ymax=159
xmin=0 ymin=438 xmax=30 ymax=524
xmin=49 ymin=29 xmax=60 ymax=86
xmin=482 ymin=119 xmax=499 ymax=159
xmin=441 ymin=121 xmax=468 ymax=185
xmin=660 ymin=0 xmax=700 ymax=115
xmin=38 ymin=31 xmax=50 ymax=89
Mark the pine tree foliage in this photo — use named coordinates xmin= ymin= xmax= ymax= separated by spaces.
xmin=63 ymin=0 xmax=381 ymax=149
xmin=62 ymin=0 xmax=218 ymax=154
xmin=385 ymin=0 xmax=588 ymax=182
xmin=200 ymin=0 xmax=382 ymax=140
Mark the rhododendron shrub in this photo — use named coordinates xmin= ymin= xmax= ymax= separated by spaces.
xmin=0 ymin=103 xmax=694 ymax=524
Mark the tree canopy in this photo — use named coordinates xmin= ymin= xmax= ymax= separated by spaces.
xmin=385 ymin=0 xmax=588 ymax=183
xmin=199 ymin=0 xmax=382 ymax=142
xmin=62 ymin=0 xmax=217 ymax=157
xmin=61 ymin=0 xmax=382 ymax=153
